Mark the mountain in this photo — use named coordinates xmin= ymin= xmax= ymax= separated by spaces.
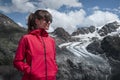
xmin=0 ymin=13 xmax=26 ymax=80
xmin=0 ymin=13 xmax=21 ymax=27
xmin=0 ymin=13 xmax=120 ymax=80
xmin=53 ymin=21 xmax=120 ymax=80
xmin=72 ymin=21 xmax=120 ymax=37
xmin=0 ymin=13 xmax=26 ymax=64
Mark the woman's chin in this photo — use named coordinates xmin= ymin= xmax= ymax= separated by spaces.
xmin=44 ymin=27 xmax=49 ymax=30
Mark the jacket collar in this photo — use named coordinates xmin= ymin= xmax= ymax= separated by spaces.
xmin=29 ymin=28 xmax=48 ymax=37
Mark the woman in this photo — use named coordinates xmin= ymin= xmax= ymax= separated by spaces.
xmin=13 ymin=10 xmax=58 ymax=80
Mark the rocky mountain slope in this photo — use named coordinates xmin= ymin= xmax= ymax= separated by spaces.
xmin=0 ymin=13 xmax=26 ymax=80
xmin=0 ymin=13 xmax=26 ymax=65
xmin=51 ymin=21 xmax=120 ymax=80
xmin=52 ymin=21 xmax=120 ymax=80
xmin=0 ymin=13 xmax=120 ymax=80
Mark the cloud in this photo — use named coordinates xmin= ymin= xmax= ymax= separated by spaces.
xmin=11 ymin=0 xmax=36 ymax=13
xmin=0 ymin=0 xmax=36 ymax=13
xmin=0 ymin=0 xmax=82 ymax=13
xmin=0 ymin=6 xmax=11 ymax=13
xmin=92 ymin=6 xmax=100 ymax=11
xmin=83 ymin=10 xmax=120 ymax=27
xmin=103 ymin=6 xmax=120 ymax=15
xmin=40 ymin=0 xmax=82 ymax=9
xmin=47 ymin=9 xmax=86 ymax=34
xmin=113 ymin=7 xmax=120 ymax=14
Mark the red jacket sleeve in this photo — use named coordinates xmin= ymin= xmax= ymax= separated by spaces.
xmin=13 ymin=36 xmax=30 ymax=74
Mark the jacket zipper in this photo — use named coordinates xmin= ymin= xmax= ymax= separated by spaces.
xmin=41 ymin=36 xmax=48 ymax=80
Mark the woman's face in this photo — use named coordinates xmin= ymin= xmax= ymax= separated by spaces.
xmin=35 ymin=18 xmax=51 ymax=30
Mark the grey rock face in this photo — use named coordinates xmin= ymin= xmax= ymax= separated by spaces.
xmin=87 ymin=35 xmax=120 ymax=80
xmin=72 ymin=26 xmax=95 ymax=36
xmin=98 ymin=21 xmax=120 ymax=36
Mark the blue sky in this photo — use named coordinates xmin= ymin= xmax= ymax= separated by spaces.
xmin=0 ymin=0 xmax=120 ymax=33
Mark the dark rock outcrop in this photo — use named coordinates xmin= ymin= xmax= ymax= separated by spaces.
xmin=98 ymin=21 xmax=120 ymax=36
xmin=101 ymin=35 xmax=120 ymax=80
xmin=52 ymin=27 xmax=72 ymax=44
xmin=87 ymin=35 xmax=120 ymax=80
xmin=101 ymin=35 xmax=120 ymax=60
xmin=86 ymin=40 xmax=104 ymax=55
xmin=72 ymin=26 xmax=95 ymax=36
xmin=53 ymin=27 xmax=71 ymax=41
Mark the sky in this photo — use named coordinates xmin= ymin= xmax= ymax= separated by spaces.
xmin=0 ymin=0 xmax=120 ymax=34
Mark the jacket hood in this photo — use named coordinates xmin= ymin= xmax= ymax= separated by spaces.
xmin=29 ymin=28 xmax=48 ymax=37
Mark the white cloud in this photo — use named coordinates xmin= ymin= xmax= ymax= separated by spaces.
xmin=0 ymin=0 xmax=82 ymax=13
xmin=113 ymin=7 xmax=120 ymax=14
xmin=103 ymin=7 xmax=120 ymax=14
xmin=11 ymin=0 xmax=36 ymax=13
xmin=0 ymin=6 xmax=11 ymax=13
xmin=47 ymin=9 xmax=86 ymax=34
xmin=0 ymin=0 xmax=36 ymax=13
xmin=92 ymin=6 xmax=100 ymax=10
xmin=83 ymin=10 xmax=120 ymax=27
xmin=40 ymin=0 xmax=82 ymax=9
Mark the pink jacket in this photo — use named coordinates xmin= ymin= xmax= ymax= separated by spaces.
xmin=13 ymin=28 xmax=58 ymax=80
